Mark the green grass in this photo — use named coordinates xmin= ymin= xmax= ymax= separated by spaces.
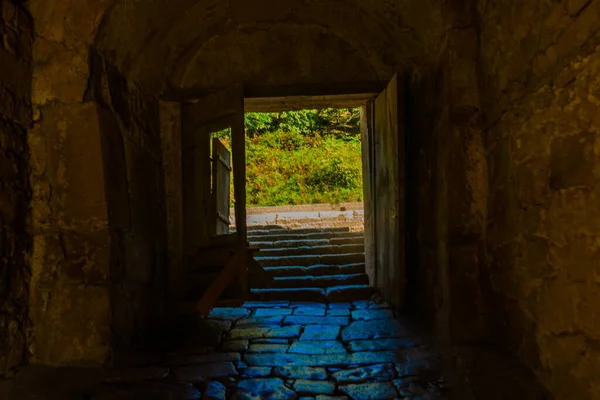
xmin=246 ymin=131 xmax=363 ymax=206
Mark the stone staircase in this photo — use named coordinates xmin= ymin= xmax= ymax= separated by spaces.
xmin=248 ymin=226 xmax=372 ymax=302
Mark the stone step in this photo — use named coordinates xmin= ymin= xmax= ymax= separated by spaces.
xmin=247 ymin=225 xmax=287 ymax=232
xmin=270 ymin=273 xmax=370 ymax=288
xmin=250 ymin=236 xmax=364 ymax=249
xmin=247 ymin=217 xmax=364 ymax=226
xmin=250 ymin=226 xmax=350 ymax=235
xmin=258 ymin=243 xmax=365 ymax=257
xmin=247 ymin=230 xmax=364 ymax=241
xmin=250 ymin=285 xmax=372 ymax=302
xmin=256 ymin=253 xmax=365 ymax=267
xmin=263 ymin=263 xmax=366 ymax=278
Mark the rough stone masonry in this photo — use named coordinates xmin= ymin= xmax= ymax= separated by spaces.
xmin=0 ymin=1 xmax=597 ymax=399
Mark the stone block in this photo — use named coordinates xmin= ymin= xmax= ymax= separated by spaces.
xmin=273 ymin=366 xmax=328 ymax=380
xmin=245 ymin=351 xmax=402 ymax=367
xmin=288 ymin=340 xmax=347 ymax=355
xmin=283 ymin=315 xmax=349 ymax=326
xmin=237 ymin=316 xmax=284 ymax=327
xmin=300 ymin=325 xmax=341 ymax=341
xmin=293 ymin=379 xmax=336 ymax=395
xmin=248 ymin=344 xmax=289 ymax=353
xmin=351 ymin=309 xmax=394 ymax=321
xmin=341 ymin=320 xmax=408 ymax=341
xmin=243 ymin=366 xmax=272 ymax=378
xmin=253 ymin=308 xmax=293 ymax=317
xmin=332 ymin=363 xmax=396 ymax=384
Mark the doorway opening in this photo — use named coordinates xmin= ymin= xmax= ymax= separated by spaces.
xmin=235 ymin=107 xmax=369 ymax=302
xmin=181 ymin=76 xmax=406 ymax=311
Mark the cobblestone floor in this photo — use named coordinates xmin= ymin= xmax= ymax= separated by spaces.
xmin=0 ymin=297 xmax=555 ymax=400
xmin=90 ymin=298 xmax=448 ymax=399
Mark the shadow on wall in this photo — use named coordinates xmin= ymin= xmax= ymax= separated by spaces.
xmin=0 ymin=0 xmax=33 ymax=376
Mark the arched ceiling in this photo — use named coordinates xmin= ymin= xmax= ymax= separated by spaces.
xmin=93 ymin=0 xmax=448 ymax=95
xmin=25 ymin=0 xmax=450 ymax=101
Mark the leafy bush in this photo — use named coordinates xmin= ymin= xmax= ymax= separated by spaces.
xmin=220 ymin=109 xmax=363 ymax=207
xmin=244 ymin=109 xmax=360 ymax=138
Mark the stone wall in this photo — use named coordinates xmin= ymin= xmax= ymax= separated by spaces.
xmin=27 ymin=46 xmax=169 ymax=365
xmin=404 ymin=9 xmax=489 ymax=347
xmin=93 ymin=55 xmax=170 ymax=356
xmin=0 ymin=0 xmax=33 ymax=375
xmin=479 ymin=1 xmax=600 ymax=398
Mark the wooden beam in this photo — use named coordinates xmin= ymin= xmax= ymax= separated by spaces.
xmin=196 ymin=248 xmax=247 ymax=316
xmin=162 ymin=82 xmax=387 ymax=102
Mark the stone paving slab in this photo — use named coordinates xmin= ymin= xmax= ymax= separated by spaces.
xmin=253 ymin=308 xmax=294 ymax=317
xmin=300 ymin=325 xmax=341 ymax=341
xmin=248 ymin=344 xmax=290 ymax=353
xmin=229 ymin=325 xmax=302 ymax=340
xmin=339 ymin=382 xmax=398 ymax=400
xmin=348 ymin=338 xmax=417 ymax=352
xmin=244 ymin=351 xmax=404 ymax=367
xmin=208 ymin=307 xmax=250 ymax=320
xmin=293 ymin=306 xmax=326 ymax=316
xmin=243 ymin=366 xmax=272 ymax=378
xmin=272 ymin=366 xmax=328 ymax=380
xmin=88 ymin=300 xmax=448 ymax=400
xmin=236 ymin=378 xmax=296 ymax=400
xmin=341 ymin=320 xmax=409 ymax=341
xmin=332 ymin=363 xmax=396 ymax=384
xmin=237 ymin=316 xmax=285 ymax=326
xmin=293 ymin=379 xmax=336 ymax=395
xmin=283 ymin=315 xmax=349 ymax=325
xmin=327 ymin=308 xmax=350 ymax=316
xmin=351 ymin=309 xmax=395 ymax=320
xmin=288 ymin=340 xmax=347 ymax=355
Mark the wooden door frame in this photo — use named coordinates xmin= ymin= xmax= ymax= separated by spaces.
xmin=181 ymin=85 xmax=246 ymax=260
xmin=361 ymin=74 xmax=406 ymax=308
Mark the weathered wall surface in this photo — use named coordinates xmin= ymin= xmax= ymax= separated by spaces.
xmin=159 ymin=101 xmax=183 ymax=297
xmin=479 ymin=1 xmax=600 ymax=398
xmin=0 ymin=0 xmax=33 ymax=375
xmin=93 ymin=55 xmax=169 ymax=356
xmin=27 ymin=40 xmax=168 ymax=365
xmin=403 ymin=0 xmax=489 ymax=347
xmin=94 ymin=0 xmax=448 ymax=94
xmin=26 ymin=0 xmax=117 ymax=367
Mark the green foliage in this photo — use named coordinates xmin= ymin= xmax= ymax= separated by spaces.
xmin=244 ymin=109 xmax=360 ymax=139
xmin=240 ymin=109 xmax=363 ymax=207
